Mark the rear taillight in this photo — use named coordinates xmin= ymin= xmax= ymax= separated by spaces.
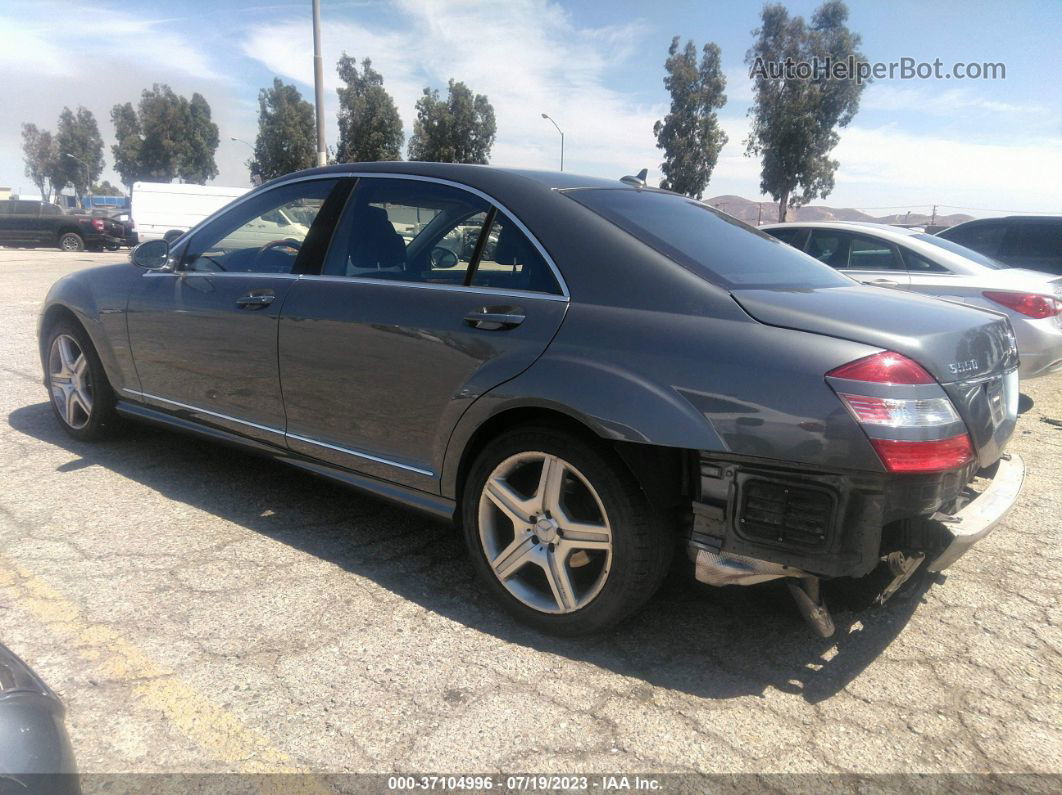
xmin=983 ymin=290 xmax=1061 ymax=319
xmin=827 ymin=351 xmax=974 ymax=474
xmin=91 ymin=218 xmax=105 ymax=231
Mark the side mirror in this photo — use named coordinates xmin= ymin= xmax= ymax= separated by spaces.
xmin=131 ymin=239 xmax=171 ymax=270
xmin=430 ymin=246 xmax=460 ymax=269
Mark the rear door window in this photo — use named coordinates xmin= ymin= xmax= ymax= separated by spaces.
xmin=846 ymin=234 xmax=904 ymax=270
xmin=468 ymin=212 xmax=561 ymax=294
xmin=945 ymin=223 xmax=1007 ymax=256
xmin=764 ymin=227 xmax=809 ymax=249
xmin=1019 ymin=222 xmax=1062 ymax=258
xmin=323 ymin=177 xmax=491 ymax=285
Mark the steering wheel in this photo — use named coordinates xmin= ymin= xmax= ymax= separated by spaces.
xmin=257 ymin=238 xmax=302 ymax=256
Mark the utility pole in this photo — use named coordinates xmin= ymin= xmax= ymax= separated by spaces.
xmin=931 ymin=204 xmax=937 ymax=226
xmin=312 ymin=0 xmax=327 ymax=167
xmin=756 ymin=203 xmax=763 ymax=226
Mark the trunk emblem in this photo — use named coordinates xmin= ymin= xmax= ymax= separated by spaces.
xmin=948 ymin=359 xmax=979 ymax=375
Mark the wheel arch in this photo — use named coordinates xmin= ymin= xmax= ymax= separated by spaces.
xmin=445 ymin=401 xmax=694 ymax=520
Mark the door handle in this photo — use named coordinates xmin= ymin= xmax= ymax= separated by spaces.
xmin=868 ymin=278 xmax=898 ymax=287
xmin=463 ymin=306 xmax=525 ymax=330
xmin=236 ymin=292 xmax=276 ymax=309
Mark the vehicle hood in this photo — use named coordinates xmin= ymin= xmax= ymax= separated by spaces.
xmin=731 ymin=284 xmax=1017 ymax=384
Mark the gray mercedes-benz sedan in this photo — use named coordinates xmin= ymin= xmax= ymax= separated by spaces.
xmin=37 ymin=163 xmax=1025 ymax=636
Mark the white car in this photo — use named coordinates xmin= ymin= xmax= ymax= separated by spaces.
xmin=762 ymin=222 xmax=1062 ymax=380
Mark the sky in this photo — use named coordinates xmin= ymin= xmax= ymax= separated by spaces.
xmin=1 ymin=0 xmax=1060 ymax=216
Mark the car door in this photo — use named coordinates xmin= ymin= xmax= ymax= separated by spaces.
xmin=806 ymin=229 xmax=910 ymax=288
xmin=126 ymin=177 xmax=345 ymax=444
xmin=277 ymin=176 xmax=569 ymax=491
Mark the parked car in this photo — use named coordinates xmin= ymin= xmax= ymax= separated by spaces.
xmin=0 ymin=200 xmax=123 ymax=252
xmin=131 ymin=181 xmax=249 ymax=243
xmin=91 ymin=209 xmax=138 ymax=249
xmin=0 ymin=642 xmax=79 ymax=792
xmin=762 ymin=222 xmax=1062 ymax=379
xmin=936 ymin=216 xmax=1062 ymax=275
xmin=38 ymin=164 xmax=1024 ymax=637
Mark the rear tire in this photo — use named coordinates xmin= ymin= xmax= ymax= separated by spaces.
xmin=58 ymin=233 xmax=84 ymax=252
xmin=462 ymin=427 xmax=674 ymax=635
xmin=44 ymin=319 xmax=121 ymax=441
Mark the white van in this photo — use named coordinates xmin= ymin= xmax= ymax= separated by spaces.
xmin=131 ymin=182 xmax=250 ymax=243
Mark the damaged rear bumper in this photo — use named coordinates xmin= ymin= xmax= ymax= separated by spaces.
xmin=688 ymin=452 xmax=1025 ymax=587
xmin=926 ymin=452 xmax=1025 ymax=572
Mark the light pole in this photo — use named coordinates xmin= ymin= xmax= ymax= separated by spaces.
xmin=541 ymin=113 xmax=564 ymax=171
xmin=63 ymin=153 xmax=91 ymax=207
xmin=312 ymin=0 xmax=327 ymax=166
xmin=230 ymin=136 xmax=254 ymax=151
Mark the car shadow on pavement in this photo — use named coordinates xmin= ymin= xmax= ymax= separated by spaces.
xmin=9 ymin=402 xmax=931 ymax=705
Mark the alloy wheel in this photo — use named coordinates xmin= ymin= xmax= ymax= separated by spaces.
xmin=477 ymin=452 xmax=613 ymax=614
xmin=49 ymin=334 xmax=94 ymax=429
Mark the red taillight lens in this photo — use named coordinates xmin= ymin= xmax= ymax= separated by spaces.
xmin=828 ymin=350 xmax=975 ymax=473
xmin=982 ymin=290 xmax=1061 ymax=319
xmin=869 ymin=435 xmax=974 ymax=473
xmin=826 ymin=351 xmax=935 ymax=384
xmin=91 ymin=218 xmax=105 ymax=231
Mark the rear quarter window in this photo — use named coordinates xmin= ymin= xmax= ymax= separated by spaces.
xmin=567 ymin=189 xmax=850 ymax=289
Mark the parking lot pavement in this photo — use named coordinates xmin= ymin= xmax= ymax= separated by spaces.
xmin=0 ymin=248 xmax=1060 ymax=776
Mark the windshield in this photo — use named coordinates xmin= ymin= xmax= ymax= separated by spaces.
xmin=566 ymin=189 xmax=851 ymax=289
xmin=914 ymin=233 xmax=1006 ymax=269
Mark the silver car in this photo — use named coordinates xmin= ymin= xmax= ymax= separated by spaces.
xmin=763 ymin=222 xmax=1062 ymax=380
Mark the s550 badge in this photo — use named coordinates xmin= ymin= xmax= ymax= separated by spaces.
xmin=948 ymin=359 xmax=980 ymax=375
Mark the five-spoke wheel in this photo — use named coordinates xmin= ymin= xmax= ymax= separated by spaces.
xmin=479 ymin=452 xmax=613 ymax=614
xmin=44 ymin=320 xmax=119 ymax=440
xmin=49 ymin=334 xmax=94 ymax=430
xmin=463 ymin=427 xmax=673 ymax=635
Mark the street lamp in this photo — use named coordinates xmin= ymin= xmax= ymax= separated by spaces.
xmin=230 ymin=136 xmax=254 ymax=151
xmin=63 ymin=153 xmax=91 ymax=205
xmin=540 ymin=113 xmax=564 ymax=171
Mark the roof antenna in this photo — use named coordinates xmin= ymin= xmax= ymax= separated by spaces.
xmin=620 ymin=168 xmax=648 ymax=188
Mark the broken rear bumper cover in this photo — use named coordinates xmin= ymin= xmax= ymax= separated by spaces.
xmin=688 ymin=452 xmax=1025 ymax=587
xmin=926 ymin=452 xmax=1025 ymax=572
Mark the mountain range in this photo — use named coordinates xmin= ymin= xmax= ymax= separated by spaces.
xmin=704 ymin=195 xmax=974 ymax=228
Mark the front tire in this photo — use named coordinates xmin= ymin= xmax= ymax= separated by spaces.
xmin=58 ymin=233 xmax=84 ymax=252
xmin=462 ymin=427 xmax=673 ymax=635
xmin=45 ymin=320 xmax=120 ymax=440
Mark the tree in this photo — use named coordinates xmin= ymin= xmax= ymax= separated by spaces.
xmin=56 ymin=106 xmax=104 ymax=198
xmin=745 ymin=1 xmax=867 ymax=221
xmin=336 ymin=55 xmax=404 ymax=162
xmin=20 ymin=123 xmax=63 ymax=202
xmin=653 ymin=37 xmax=728 ymax=198
xmin=407 ymin=80 xmax=496 ymax=164
xmin=110 ymin=102 xmax=142 ymax=190
xmin=91 ymin=180 xmax=124 ymax=196
xmin=109 ymin=85 xmax=219 ymax=185
xmin=180 ymin=93 xmax=220 ymax=184
xmin=250 ymin=78 xmax=317 ymax=180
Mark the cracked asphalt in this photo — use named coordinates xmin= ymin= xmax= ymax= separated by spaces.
xmin=1 ymin=249 xmax=1060 ymax=776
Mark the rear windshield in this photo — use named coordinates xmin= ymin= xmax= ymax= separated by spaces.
xmin=566 ymin=188 xmax=851 ymax=289
xmin=914 ymin=233 xmax=1005 ymax=269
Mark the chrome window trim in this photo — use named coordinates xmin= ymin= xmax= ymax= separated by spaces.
xmin=121 ymin=388 xmax=285 ymax=436
xmin=143 ymin=271 xmax=301 ymax=280
xmin=121 ymin=388 xmax=435 ymax=477
xmin=182 ymin=172 xmax=571 ymax=299
xmin=286 ymin=433 xmax=435 ymax=477
xmin=297 ymin=274 xmax=569 ymax=302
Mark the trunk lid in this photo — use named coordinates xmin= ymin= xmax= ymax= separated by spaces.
xmin=732 ymin=284 xmax=1020 ymax=467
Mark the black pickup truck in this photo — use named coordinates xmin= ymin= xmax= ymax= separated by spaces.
xmin=0 ymin=200 xmax=124 ymax=252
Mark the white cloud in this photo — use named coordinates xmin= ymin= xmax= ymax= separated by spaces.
xmin=861 ymin=84 xmax=1046 ymax=117
xmin=240 ymin=0 xmax=665 ymax=180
